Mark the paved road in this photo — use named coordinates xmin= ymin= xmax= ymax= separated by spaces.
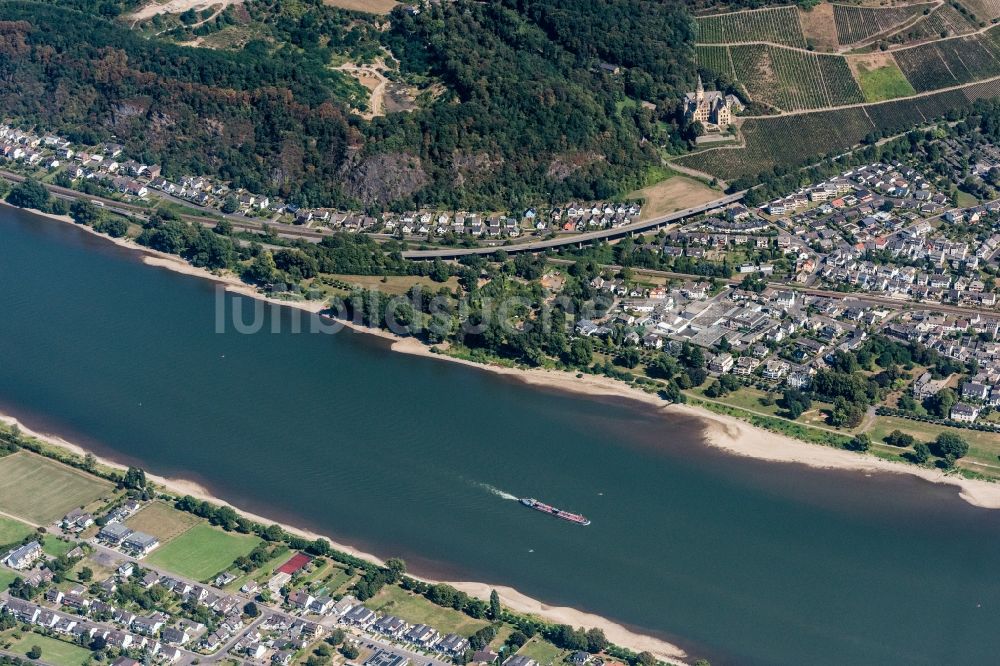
xmin=400 ymin=192 xmax=745 ymax=259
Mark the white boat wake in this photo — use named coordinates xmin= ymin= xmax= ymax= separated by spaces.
xmin=475 ymin=482 xmax=518 ymax=501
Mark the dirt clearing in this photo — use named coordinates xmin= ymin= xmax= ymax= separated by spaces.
xmin=628 ymin=175 xmax=720 ymax=220
xmin=323 ymin=0 xmax=397 ymax=14
xmin=798 ymin=4 xmax=839 ymax=52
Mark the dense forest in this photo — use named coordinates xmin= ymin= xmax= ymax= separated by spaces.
xmin=0 ymin=0 xmax=698 ymax=209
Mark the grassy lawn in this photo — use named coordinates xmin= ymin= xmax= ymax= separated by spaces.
xmin=955 ymin=190 xmax=979 ymax=207
xmin=303 ymin=560 xmax=353 ymax=595
xmin=0 ymin=568 xmax=19 ymax=591
xmin=516 ymin=638 xmax=565 ymax=666
xmin=126 ymin=501 xmax=201 ymax=544
xmin=865 ymin=415 xmax=1000 ymax=472
xmin=8 ymin=633 xmax=92 ymax=666
xmin=856 ymin=63 xmax=916 ymax=102
xmin=323 ymin=566 xmax=354 ymax=596
xmin=42 ymin=537 xmax=75 ymax=559
xmin=0 ymin=452 xmax=112 ymax=524
xmin=226 ymin=544 xmax=290 ymax=591
xmin=364 ymin=586 xmax=489 ymax=636
xmin=145 ymin=523 xmax=261 ymax=582
xmin=0 ymin=515 xmax=35 ymax=546
xmin=489 ymin=625 xmax=514 ymax=651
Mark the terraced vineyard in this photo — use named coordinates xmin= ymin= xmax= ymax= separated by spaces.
xmin=962 ymin=0 xmax=1000 ymax=21
xmin=696 ymin=45 xmax=734 ymax=78
xmin=696 ymin=7 xmax=806 ymax=48
xmin=832 ymin=3 xmax=930 ymax=45
xmin=818 ymin=54 xmax=867 ymax=105
xmin=675 ymin=78 xmax=1000 ymax=181
xmin=893 ymin=32 xmax=1000 ymax=92
xmin=725 ymin=45 xmax=863 ymax=110
xmin=889 ymin=3 xmax=978 ymax=44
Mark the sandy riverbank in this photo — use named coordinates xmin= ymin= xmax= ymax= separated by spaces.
xmin=387 ymin=339 xmax=1000 ymax=510
xmin=10 ymin=200 xmax=1000 ymax=511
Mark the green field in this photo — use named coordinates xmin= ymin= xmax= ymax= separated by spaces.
xmin=9 ymin=633 xmax=92 ymax=666
xmin=516 ymin=638 xmax=566 ymax=666
xmin=0 ymin=453 xmax=112 ymax=524
xmin=364 ymin=586 xmax=489 ymax=635
xmin=0 ymin=515 xmax=34 ymax=546
xmin=42 ymin=537 xmax=75 ymax=559
xmin=225 ymin=544 xmax=290 ymax=591
xmin=0 ymin=569 xmax=19 ymax=591
xmin=865 ymin=415 xmax=1000 ymax=473
xmin=144 ymin=523 xmax=261 ymax=581
xmin=856 ymin=63 xmax=916 ymax=102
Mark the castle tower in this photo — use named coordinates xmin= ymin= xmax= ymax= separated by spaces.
xmin=695 ymin=74 xmax=704 ymax=103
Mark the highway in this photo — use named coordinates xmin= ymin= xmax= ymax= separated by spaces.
xmin=1 ymin=168 xmax=746 ymax=254
xmin=400 ymin=192 xmax=746 ymax=258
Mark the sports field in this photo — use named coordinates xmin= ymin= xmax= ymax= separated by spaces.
xmin=125 ymin=501 xmax=201 ymax=543
xmin=0 ymin=453 xmax=112 ymax=524
xmin=145 ymin=523 xmax=261 ymax=581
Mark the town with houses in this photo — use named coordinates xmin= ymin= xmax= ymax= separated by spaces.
xmin=0 ymin=490 xmax=584 ymax=666
xmin=0 ymin=124 xmax=641 ymax=242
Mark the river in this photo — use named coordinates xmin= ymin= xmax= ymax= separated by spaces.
xmin=1 ymin=207 xmax=1000 ymax=665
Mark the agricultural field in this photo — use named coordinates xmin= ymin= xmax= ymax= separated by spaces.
xmin=0 ymin=453 xmax=112 ymax=525
xmin=850 ymin=53 xmax=917 ymax=101
xmin=125 ymin=501 xmax=201 ymax=543
xmin=144 ymin=523 xmax=261 ymax=581
xmin=696 ymin=44 xmax=734 ymax=78
xmin=962 ymin=0 xmax=1000 ymax=21
xmin=364 ymin=586 xmax=490 ymax=636
xmin=888 ymin=3 xmax=979 ymax=45
xmin=832 ymin=3 xmax=930 ymax=45
xmin=696 ymin=6 xmax=806 ymax=48
xmin=729 ymin=45 xmax=863 ymax=111
xmin=893 ymin=33 xmax=1000 ymax=92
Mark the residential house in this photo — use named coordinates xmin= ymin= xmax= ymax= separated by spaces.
xmin=4 ymin=540 xmax=42 ymax=570
xmin=951 ymin=403 xmax=980 ymax=423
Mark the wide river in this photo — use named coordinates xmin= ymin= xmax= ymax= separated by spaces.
xmin=2 ymin=208 xmax=1000 ymax=664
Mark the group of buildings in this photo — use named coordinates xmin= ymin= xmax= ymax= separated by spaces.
xmin=0 ymin=122 xmax=642 ymax=244
xmin=746 ymin=163 xmax=1000 ymax=308
xmin=889 ymin=311 xmax=1000 ymax=424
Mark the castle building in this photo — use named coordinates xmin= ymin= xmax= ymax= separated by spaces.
xmin=684 ymin=76 xmax=743 ymax=129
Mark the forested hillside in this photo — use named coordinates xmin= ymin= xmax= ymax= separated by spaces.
xmin=0 ymin=0 xmax=699 ymax=209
